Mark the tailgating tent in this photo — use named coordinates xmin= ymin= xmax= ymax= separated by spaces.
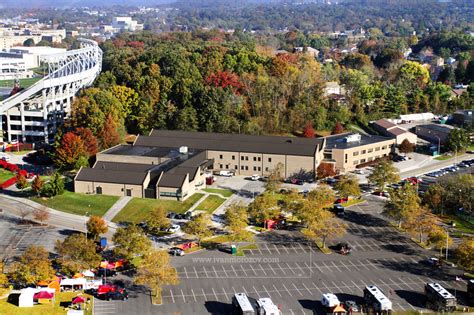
xmin=60 ymin=278 xmax=87 ymax=291
xmin=33 ymin=291 xmax=54 ymax=299
xmin=37 ymin=277 xmax=61 ymax=292
xmin=332 ymin=305 xmax=347 ymax=314
xmin=72 ymin=296 xmax=86 ymax=304
xmin=18 ymin=288 xmax=36 ymax=307
xmin=82 ymin=270 xmax=95 ymax=278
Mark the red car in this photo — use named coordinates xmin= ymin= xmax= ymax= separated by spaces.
xmin=97 ymin=284 xmax=117 ymax=295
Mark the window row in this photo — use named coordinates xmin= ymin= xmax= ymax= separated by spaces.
xmin=217 ymin=154 xmax=272 ymax=163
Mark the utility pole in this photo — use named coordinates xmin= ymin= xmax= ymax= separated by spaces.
xmin=85 ymin=211 xmax=89 ymax=239
xmin=445 ymin=228 xmax=449 ymax=261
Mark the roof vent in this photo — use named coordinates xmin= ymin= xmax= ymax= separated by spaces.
xmin=345 ymin=133 xmax=361 ymax=143
xmin=179 ymin=146 xmax=188 ymax=154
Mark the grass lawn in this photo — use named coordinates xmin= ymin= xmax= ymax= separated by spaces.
xmin=435 ymin=155 xmax=454 ymax=161
xmin=441 ymin=214 xmax=474 ymax=234
xmin=0 ymin=291 xmax=93 ymax=315
xmin=195 ymin=195 xmax=226 ymax=213
xmin=112 ymin=193 xmax=204 ymax=224
xmin=203 ymin=188 xmax=233 ymax=198
xmin=0 ymin=168 xmax=15 ymax=183
xmin=0 ymin=77 xmax=42 ymax=88
xmin=32 ymin=190 xmax=119 ymax=217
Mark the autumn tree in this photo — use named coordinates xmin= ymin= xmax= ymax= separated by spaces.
xmin=332 ymin=122 xmax=344 ymax=135
xmin=146 ymin=206 xmax=170 ymax=235
xmin=86 ymin=216 xmax=108 ymax=240
xmin=183 ymin=213 xmax=212 ymax=245
xmin=404 ymin=207 xmax=437 ymax=244
xmin=0 ymin=261 xmax=8 ymax=288
xmin=31 ymin=176 xmax=44 ymax=196
xmin=264 ymin=163 xmax=283 ymax=193
xmin=334 ymin=174 xmax=361 ymax=199
xmin=316 ymin=162 xmax=336 ymax=179
xmin=55 ymin=234 xmax=101 ymax=275
xmin=295 ymin=185 xmax=335 ymax=223
xmin=423 ymin=184 xmax=445 ymax=214
xmin=33 ymin=207 xmax=50 ymax=225
xmin=455 ymin=237 xmax=474 ymax=271
xmin=428 ymin=226 xmax=452 ymax=256
xmin=446 ymin=128 xmax=471 ymax=152
xmin=74 ymin=127 xmax=99 ymax=156
xmin=134 ymin=250 xmax=179 ymax=300
xmin=15 ymin=173 xmax=28 ymax=190
xmin=10 ymin=246 xmax=55 ymax=286
xmin=248 ymin=192 xmax=280 ymax=228
xmin=303 ymin=122 xmax=315 ymax=138
xmin=112 ymin=225 xmax=151 ymax=263
xmin=54 ymin=132 xmax=88 ymax=170
xmin=368 ymin=160 xmax=400 ymax=192
xmin=384 ymin=184 xmax=420 ymax=228
xmin=98 ymin=114 xmax=121 ymax=149
xmin=398 ymin=139 xmax=415 ymax=155
xmin=225 ymin=203 xmax=252 ymax=243
xmin=302 ymin=209 xmax=347 ymax=248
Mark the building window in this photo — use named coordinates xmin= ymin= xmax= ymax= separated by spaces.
xmin=353 ymin=160 xmax=358 ymax=165
xmin=345 ymin=154 xmax=348 ymax=163
xmin=361 ymin=150 xmax=366 ymax=154
xmin=241 ymin=156 xmax=244 ymax=161
xmin=219 ymin=154 xmax=223 ymax=159
xmin=360 ymin=159 xmax=366 ymax=163
xmin=258 ymin=157 xmax=261 ymax=162
xmin=220 ymin=164 xmax=223 ymax=169
xmin=232 ymin=155 xmax=235 ymax=160
xmin=245 ymin=156 xmax=249 ymax=161
xmin=268 ymin=158 xmax=272 ymax=162
xmin=265 ymin=167 xmax=269 ymax=171
xmin=253 ymin=157 xmax=256 ymax=161
xmin=353 ymin=151 xmax=359 ymax=156
xmin=375 ymin=147 xmax=380 ymax=151
xmin=382 ymin=146 xmax=387 ymax=150
xmin=225 ymin=165 xmax=229 ymax=169
xmin=245 ymin=166 xmax=249 ymax=170
xmin=253 ymin=166 xmax=257 ymax=171
xmin=368 ymin=157 xmax=373 ymax=162
xmin=258 ymin=167 xmax=261 ymax=171
xmin=368 ymin=148 xmax=373 ymax=153
xmin=241 ymin=166 xmax=244 ymax=170
xmin=235 ymin=165 xmax=238 ymax=170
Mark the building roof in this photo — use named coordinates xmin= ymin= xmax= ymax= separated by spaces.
xmin=157 ymin=173 xmax=187 ymax=188
xmin=136 ymin=130 xmax=323 ymax=156
xmin=416 ymin=124 xmax=454 ymax=134
xmin=325 ymin=133 xmax=393 ymax=150
xmin=387 ymin=127 xmax=408 ymax=136
xmin=373 ymin=119 xmax=396 ymax=130
xmin=94 ymin=161 xmax=154 ymax=172
xmin=75 ymin=167 xmax=148 ymax=185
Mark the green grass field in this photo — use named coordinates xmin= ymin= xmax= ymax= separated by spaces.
xmin=435 ymin=155 xmax=454 ymax=161
xmin=203 ymin=188 xmax=233 ymax=197
xmin=32 ymin=191 xmax=119 ymax=216
xmin=0 ymin=77 xmax=42 ymax=88
xmin=195 ymin=195 xmax=226 ymax=213
xmin=112 ymin=193 xmax=204 ymax=224
xmin=0 ymin=292 xmax=93 ymax=315
xmin=0 ymin=169 xmax=15 ymax=183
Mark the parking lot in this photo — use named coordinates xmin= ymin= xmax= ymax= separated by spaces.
xmin=0 ymin=214 xmax=68 ymax=262
xmin=154 ymin=195 xmax=470 ymax=314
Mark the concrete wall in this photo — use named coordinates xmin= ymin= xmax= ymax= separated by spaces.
xmin=395 ymin=132 xmax=417 ymax=145
xmin=74 ymin=181 xmax=144 ymax=198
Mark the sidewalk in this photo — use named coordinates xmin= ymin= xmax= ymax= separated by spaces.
xmin=0 ymin=194 xmax=117 ymax=239
xmin=102 ymin=196 xmax=132 ymax=221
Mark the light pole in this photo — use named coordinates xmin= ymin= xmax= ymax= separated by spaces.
xmin=435 ymin=136 xmax=441 ymax=156
xmin=453 ymin=145 xmax=457 ymax=166
xmin=85 ymin=211 xmax=89 ymax=239
xmin=445 ymin=228 xmax=449 ymax=261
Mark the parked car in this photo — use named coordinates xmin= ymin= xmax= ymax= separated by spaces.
xmin=291 ymin=178 xmax=304 ymax=185
xmin=345 ymin=300 xmax=359 ymax=312
xmin=219 ymin=170 xmax=234 ymax=177
xmin=168 ymin=247 xmax=185 ymax=256
xmin=250 ymin=174 xmax=260 ymax=181
xmin=0 ymin=155 xmax=10 ymax=162
xmin=352 ymin=169 xmax=364 ymax=175
xmin=97 ymin=268 xmax=116 ymax=277
xmin=321 ymin=293 xmax=340 ymax=308
xmin=424 ymin=257 xmax=441 ymax=267
xmin=167 ymin=212 xmax=177 ymax=219
xmin=106 ymin=289 xmax=129 ymax=301
xmin=168 ymin=224 xmax=181 ymax=233
xmin=334 ymin=242 xmax=352 ymax=255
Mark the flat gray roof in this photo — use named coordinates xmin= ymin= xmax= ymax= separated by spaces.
xmin=135 ymin=130 xmax=323 ymax=156
xmin=325 ymin=133 xmax=393 ymax=150
xmin=75 ymin=167 xmax=148 ymax=185
xmin=157 ymin=173 xmax=187 ymax=188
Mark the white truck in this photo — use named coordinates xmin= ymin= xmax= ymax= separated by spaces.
xmin=256 ymin=298 xmax=281 ymax=315
xmin=321 ymin=293 xmax=340 ymax=308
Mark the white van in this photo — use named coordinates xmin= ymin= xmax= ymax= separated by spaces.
xmin=219 ymin=170 xmax=234 ymax=177
xmin=256 ymin=298 xmax=281 ymax=315
xmin=321 ymin=293 xmax=340 ymax=308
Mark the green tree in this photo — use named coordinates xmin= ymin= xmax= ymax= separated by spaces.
xmin=41 ymin=172 xmax=64 ymax=197
xmin=183 ymin=213 xmax=212 ymax=245
xmin=134 ymin=250 xmax=179 ymax=300
xmin=446 ymin=128 xmax=471 ymax=152
xmin=398 ymin=61 xmax=431 ymax=88
xmin=55 ymin=234 xmax=101 ymax=275
xmin=368 ymin=160 xmax=400 ymax=192
xmin=146 ymin=206 xmax=170 ymax=235
xmin=225 ymin=203 xmax=252 ymax=243
xmin=334 ymin=175 xmax=361 ymax=199
xmin=86 ymin=216 xmax=108 ymax=240
xmin=295 ymin=185 xmax=335 ymax=223
xmin=10 ymin=246 xmax=55 ymax=286
xmin=23 ymin=38 xmax=35 ymax=47
xmin=302 ymin=209 xmax=347 ymax=248
xmin=112 ymin=225 xmax=152 ymax=263
xmin=384 ymin=184 xmax=420 ymax=228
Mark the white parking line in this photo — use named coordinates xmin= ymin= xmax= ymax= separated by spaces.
xmin=231 ymin=264 xmax=239 ymax=277
xmin=212 ymin=265 xmax=219 ymax=278
xmin=258 ymin=264 xmax=268 ymax=276
xmin=350 ymin=280 xmax=362 ymax=291
xmin=212 ymin=287 xmax=219 ymax=301
xmin=273 ymin=284 xmax=283 ymax=297
xmin=267 ymin=263 xmax=278 ymax=275
xmin=312 ymin=282 xmax=324 ymax=295
xmin=203 ymin=266 xmax=210 ymax=278
xmin=347 ymin=260 xmax=360 ymax=271
xmin=282 ymin=246 xmax=290 ymax=254
xmin=249 ymin=263 xmax=258 ymax=276
xmin=286 ymin=262 xmax=298 ymax=275
xmin=312 ymin=261 xmax=323 ymax=273
xmin=169 ymin=289 xmax=175 ymax=303
xmin=239 ymin=264 xmax=249 ymax=277
xmin=262 ymin=285 xmax=272 ymax=298
xmin=303 ymin=261 xmax=313 ymax=275
xmin=184 ymin=266 xmax=189 ymax=278
xmin=201 ymin=287 xmax=208 ymax=300
xmin=272 ymin=244 xmax=281 ymax=255
xmin=331 ymin=261 xmax=342 ymax=272
xmin=222 ymin=287 xmax=228 ymax=300
xmin=292 ymin=282 xmax=303 ymax=296
xmin=191 ymin=288 xmax=197 ymax=302
xmin=193 ymin=266 xmax=199 ymax=278
xmin=302 ymin=282 xmax=313 ymax=295
xmin=181 ymin=289 xmax=186 ymax=303
xmin=295 ymin=262 xmax=306 ymax=275
xmin=277 ymin=263 xmax=287 ymax=275
xmin=282 ymin=283 xmax=293 ymax=297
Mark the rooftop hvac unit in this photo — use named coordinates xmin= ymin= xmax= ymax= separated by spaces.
xmin=345 ymin=133 xmax=361 ymax=143
xmin=179 ymin=146 xmax=188 ymax=154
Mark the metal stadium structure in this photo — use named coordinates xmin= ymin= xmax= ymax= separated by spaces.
xmin=0 ymin=39 xmax=102 ymax=143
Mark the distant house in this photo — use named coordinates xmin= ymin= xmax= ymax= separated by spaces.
xmin=415 ymin=124 xmax=455 ymax=145
xmin=450 ymin=88 xmax=467 ymax=99
xmin=371 ymin=119 xmax=417 ymax=145
xmin=294 ymin=47 xmax=320 ymax=58
xmin=452 ymin=109 xmax=474 ymax=127
xmin=324 ymin=82 xmax=344 ymax=96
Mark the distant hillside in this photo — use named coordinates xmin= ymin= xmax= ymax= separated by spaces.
xmin=0 ymin=0 xmax=176 ymax=8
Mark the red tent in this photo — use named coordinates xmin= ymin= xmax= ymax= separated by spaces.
xmin=72 ymin=296 xmax=86 ymax=304
xmin=33 ymin=291 xmax=54 ymax=299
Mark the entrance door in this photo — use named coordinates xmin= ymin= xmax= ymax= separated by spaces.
xmin=96 ymin=186 xmax=102 ymax=194
xmin=125 ymin=189 xmax=132 ymax=197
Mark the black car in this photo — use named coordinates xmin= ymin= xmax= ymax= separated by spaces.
xmin=168 ymin=247 xmax=185 ymax=256
xmin=97 ymin=268 xmax=116 ymax=277
xmin=334 ymin=242 xmax=352 ymax=255
xmin=106 ymin=289 xmax=129 ymax=301
xmin=167 ymin=212 xmax=177 ymax=219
